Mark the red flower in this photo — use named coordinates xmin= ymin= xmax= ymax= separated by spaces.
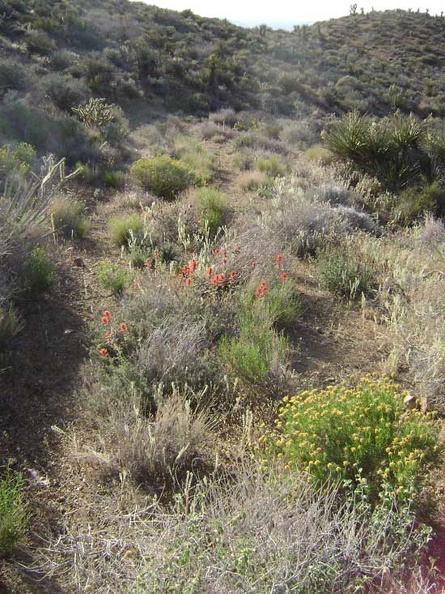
xmin=189 ymin=258 xmax=197 ymax=273
xmin=214 ymin=248 xmax=220 ymax=255
xmin=185 ymin=277 xmax=192 ymax=285
xmin=207 ymin=266 xmax=214 ymax=276
xmin=99 ymin=347 xmax=108 ymax=356
xmin=255 ymin=280 xmax=268 ymax=298
xmin=234 ymin=246 xmax=241 ymax=253
xmin=229 ymin=271 xmax=237 ymax=281
xmin=145 ymin=258 xmax=152 ymax=268
xmin=101 ymin=315 xmax=110 ymax=324
xmin=181 ymin=264 xmax=191 ymax=275
xmin=211 ymin=273 xmax=226 ymax=286
xmin=275 ymin=253 xmax=283 ymax=265
xmin=280 ymin=271 xmax=289 ymax=282
xmin=153 ymin=249 xmax=160 ymax=259
xmin=119 ymin=322 xmax=128 ymax=332
xmin=251 ymin=261 xmax=257 ymax=268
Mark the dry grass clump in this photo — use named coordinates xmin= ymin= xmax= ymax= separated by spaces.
xmin=237 ymin=170 xmax=269 ymax=192
xmin=191 ymin=120 xmax=235 ymax=142
xmin=365 ymin=220 xmax=445 ymax=412
xmin=31 ymin=463 xmax=436 ymax=593
xmin=208 ymin=108 xmax=238 ymax=127
xmin=83 ymin=391 xmax=214 ymax=486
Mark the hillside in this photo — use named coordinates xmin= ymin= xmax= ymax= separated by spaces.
xmin=1 ymin=2 xmax=445 ymax=592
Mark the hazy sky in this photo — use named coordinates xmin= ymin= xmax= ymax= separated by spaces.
xmin=142 ymin=1 xmax=445 ymax=27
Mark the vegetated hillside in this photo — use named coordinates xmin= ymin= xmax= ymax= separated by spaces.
xmin=1 ymin=1 xmax=445 ymax=162
xmin=2 ymin=2 xmax=445 ymax=593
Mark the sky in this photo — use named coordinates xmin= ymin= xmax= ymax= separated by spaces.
xmin=141 ymin=1 xmax=445 ymax=28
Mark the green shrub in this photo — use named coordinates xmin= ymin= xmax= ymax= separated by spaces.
xmin=394 ymin=182 xmax=445 ymax=224
xmin=316 ymin=245 xmax=376 ymax=300
xmin=22 ymin=246 xmax=57 ymax=298
xmin=0 ymin=142 xmax=36 ymax=183
xmin=51 ymin=196 xmax=90 ymax=239
xmin=172 ymin=135 xmax=216 ymax=185
xmin=102 ymin=169 xmax=124 ymax=189
xmin=261 ymin=377 xmax=441 ymax=501
xmin=109 ymin=214 xmax=144 ymax=248
xmin=196 ymin=187 xmax=228 ymax=237
xmin=255 ymin=154 xmax=287 ymax=178
xmin=96 ymin=262 xmax=132 ymax=295
xmin=130 ymin=155 xmax=193 ymax=200
xmin=218 ymin=305 xmax=288 ymax=392
xmin=263 ymin=281 xmax=301 ymax=329
xmin=0 ymin=468 xmax=27 ymax=557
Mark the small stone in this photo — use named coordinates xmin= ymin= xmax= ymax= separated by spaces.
xmin=404 ymin=394 xmax=417 ymax=410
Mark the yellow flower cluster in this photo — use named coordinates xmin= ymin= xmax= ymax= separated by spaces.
xmin=260 ymin=376 xmax=441 ymax=500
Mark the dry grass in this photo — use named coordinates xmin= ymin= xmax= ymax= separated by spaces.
xmin=79 ymin=390 xmax=215 ymax=486
xmin=26 ymin=462 xmax=436 ymax=593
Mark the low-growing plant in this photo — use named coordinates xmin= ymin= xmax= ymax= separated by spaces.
xmin=88 ymin=391 xmax=213 ymax=485
xmin=102 ymin=169 xmax=124 ymax=189
xmin=0 ymin=467 xmax=27 ymax=557
xmin=51 ymin=196 xmax=90 ymax=239
xmin=261 ymin=376 xmax=441 ymax=502
xmin=255 ymin=154 xmax=287 ymax=178
xmin=22 ymin=246 xmax=57 ymax=298
xmin=238 ymin=170 xmax=269 ymax=192
xmin=172 ymin=135 xmax=216 ymax=186
xmin=316 ymin=244 xmax=377 ymax=300
xmin=196 ymin=187 xmax=228 ymax=237
xmin=96 ymin=262 xmax=132 ymax=295
xmin=130 ymin=155 xmax=193 ymax=200
xmin=109 ymin=214 xmax=144 ymax=247
xmin=218 ymin=304 xmax=289 ymax=393
xmin=0 ymin=305 xmax=24 ymax=351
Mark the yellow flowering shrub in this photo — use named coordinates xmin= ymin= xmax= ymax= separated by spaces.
xmin=261 ymin=376 xmax=441 ymax=501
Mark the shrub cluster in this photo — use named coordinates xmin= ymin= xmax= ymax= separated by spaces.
xmin=261 ymin=376 xmax=441 ymax=502
xmin=130 ymin=155 xmax=193 ymax=200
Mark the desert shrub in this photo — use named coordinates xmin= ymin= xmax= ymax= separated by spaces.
xmin=88 ymin=391 xmax=212 ymax=485
xmin=101 ymin=169 xmax=124 ymax=189
xmin=130 ymin=155 xmax=193 ymax=200
xmin=129 ymin=465 xmax=433 ymax=594
xmin=238 ymin=170 xmax=269 ymax=192
xmin=209 ymin=108 xmax=238 ymax=127
xmin=22 ymin=246 xmax=57 ymax=298
xmin=0 ymin=142 xmax=36 ymax=188
xmin=316 ymin=243 xmax=377 ymax=300
xmin=261 ymin=376 xmax=441 ymax=502
xmin=195 ymin=187 xmax=228 ymax=237
xmin=109 ymin=214 xmax=144 ymax=247
xmin=172 ymin=135 xmax=216 ymax=186
xmin=41 ymin=74 xmax=86 ymax=112
xmin=218 ymin=301 xmax=289 ymax=394
xmin=394 ymin=182 xmax=445 ymax=224
xmin=255 ymin=154 xmax=287 ymax=178
xmin=24 ymin=29 xmax=56 ymax=55
xmin=0 ymin=467 xmax=27 ymax=557
xmin=260 ymin=177 xmax=348 ymax=257
xmin=96 ymin=262 xmax=132 ymax=295
xmin=235 ymin=131 xmax=288 ymax=154
xmin=0 ymin=59 xmax=27 ymax=95
xmin=51 ymin=195 xmax=90 ymax=239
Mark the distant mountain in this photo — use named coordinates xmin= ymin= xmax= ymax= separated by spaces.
xmin=0 ymin=1 xmax=444 ymax=159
